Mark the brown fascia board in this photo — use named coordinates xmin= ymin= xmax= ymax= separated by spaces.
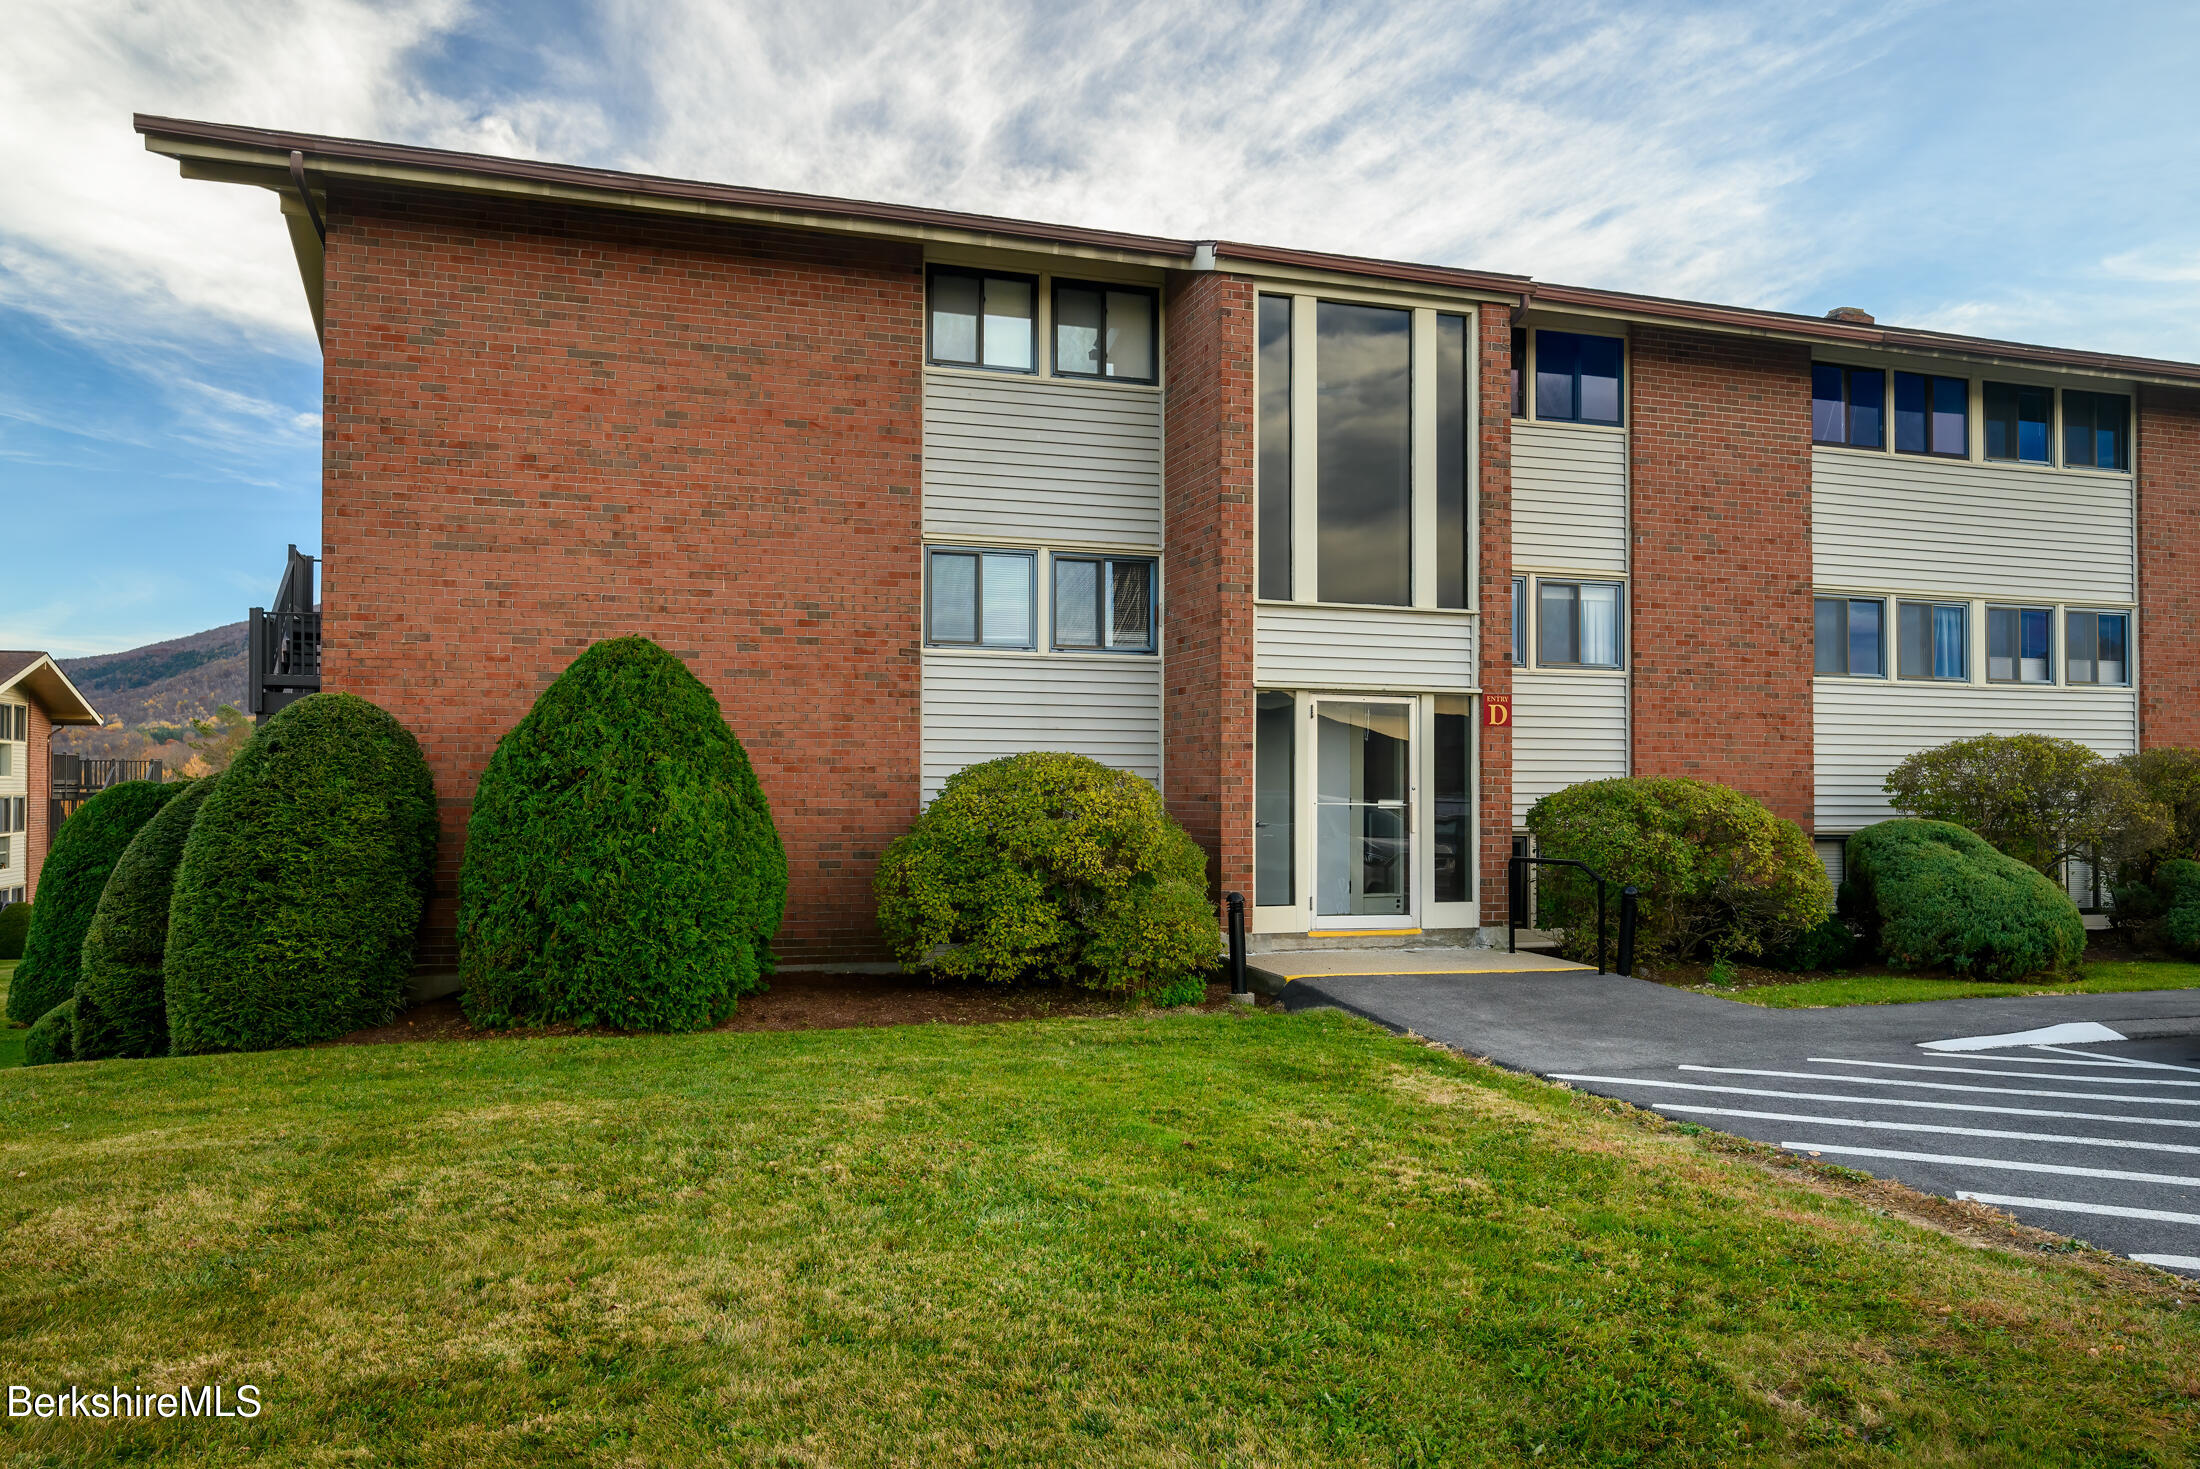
xmin=0 ymin=653 xmax=102 ymax=726
xmin=1210 ymin=241 xmax=1530 ymax=300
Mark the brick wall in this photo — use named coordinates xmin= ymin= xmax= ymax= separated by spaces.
xmin=24 ymin=701 xmax=49 ymax=902
xmin=2140 ymin=384 xmax=2200 ymax=748
xmin=1477 ymin=306 xmax=1515 ymax=921
xmin=1160 ymin=270 xmax=1257 ymax=904
xmin=319 ymin=187 xmax=925 ymax=967
xmin=1627 ymin=327 xmax=1815 ymax=827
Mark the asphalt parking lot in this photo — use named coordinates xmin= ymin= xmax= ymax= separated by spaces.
xmin=1280 ymin=969 xmax=2200 ymax=1274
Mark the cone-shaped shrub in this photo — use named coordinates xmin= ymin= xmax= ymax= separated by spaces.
xmin=874 ymin=751 xmax=1216 ymax=1001
xmin=23 ymin=996 xmax=76 ymax=1066
xmin=458 ymin=638 xmax=786 ymax=1032
xmin=73 ymin=773 xmax=221 ymax=1060
xmin=7 ymin=780 xmax=181 ymax=1026
xmin=166 ymin=694 xmax=438 ymax=1053
xmin=1847 ymin=818 xmax=2086 ymax=980
xmin=0 ymin=899 xmax=29 ymax=961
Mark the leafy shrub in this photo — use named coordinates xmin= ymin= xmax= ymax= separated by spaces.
xmin=875 ymin=752 xmax=1215 ymax=999
xmin=2121 ymin=858 xmax=2200 ymax=957
xmin=166 ymin=694 xmax=438 ymax=1054
xmin=1762 ymin=912 xmax=1857 ymax=973
xmin=1885 ymin=734 xmax=2167 ymax=876
xmin=0 ymin=900 xmax=28 ymax=961
xmin=2120 ymin=747 xmax=2200 ymax=875
xmin=6 ymin=781 xmax=181 ymax=1026
xmin=1846 ymin=819 xmax=2086 ymax=980
xmin=1524 ymin=777 xmax=1830 ymax=968
xmin=73 ymin=774 xmax=221 ymax=1061
xmin=23 ymin=997 xmax=76 ymax=1067
xmin=458 ymin=638 xmax=785 ymax=1032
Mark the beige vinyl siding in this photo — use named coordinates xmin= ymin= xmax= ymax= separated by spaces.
xmin=922 ymin=372 xmax=1162 ymax=549
xmin=0 ymin=696 xmax=23 ymax=890
xmin=1512 ymin=422 xmax=1628 ymax=574
xmin=1253 ymin=604 xmax=1478 ymax=693
xmin=920 ymin=650 xmax=1161 ymax=801
xmin=1814 ymin=680 xmax=2138 ymax=831
xmin=1510 ymin=671 xmax=1629 ymax=824
xmin=1812 ymin=448 xmax=2134 ymax=602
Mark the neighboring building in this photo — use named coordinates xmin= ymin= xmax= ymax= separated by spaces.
xmin=137 ymin=116 xmax=2200 ymax=963
xmin=0 ymin=653 xmax=103 ymax=905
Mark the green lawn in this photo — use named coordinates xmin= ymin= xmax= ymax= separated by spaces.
xmin=0 ymin=959 xmax=21 ymax=1069
xmin=5 ymin=1011 xmax=2200 ymax=1464
xmin=1694 ymin=959 xmax=2200 ymax=1008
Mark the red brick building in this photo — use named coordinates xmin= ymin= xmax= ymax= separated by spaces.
xmin=0 ymin=653 xmax=103 ymax=908
xmin=142 ymin=117 xmax=2200 ymax=961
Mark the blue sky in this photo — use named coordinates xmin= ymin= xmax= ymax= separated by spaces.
xmin=4 ymin=0 xmax=2197 ymax=656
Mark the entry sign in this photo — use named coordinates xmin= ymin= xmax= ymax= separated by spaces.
xmin=1484 ymin=694 xmax=1512 ymax=727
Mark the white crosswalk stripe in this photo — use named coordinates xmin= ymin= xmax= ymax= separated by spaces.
xmin=1661 ymin=1104 xmax=2200 ymax=1157
xmin=1780 ymin=1141 xmax=2200 ymax=1189
xmin=1678 ymin=1065 xmax=2200 ymax=1106
xmin=1550 ymin=1074 xmax=2200 ymax=1130
xmin=1808 ymin=1056 xmax=2200 ymax=1086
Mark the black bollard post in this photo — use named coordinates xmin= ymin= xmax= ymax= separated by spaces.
xmin=1225 ymin=892 xmax=1251 ymax=1005
xmin=1617 ymin=885 xmax=1639 ymax=978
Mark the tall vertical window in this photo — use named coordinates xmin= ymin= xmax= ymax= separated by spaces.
xmin=2063 ymin=390 xmax=2130 ymax=471
xmin=1316 ymin=301 xmax=1412 ymax=606
xmin=1898 ymin=601 xmax=1968 ymax=680
xmin=2067 ymin=610 xmax=2130 ymax=685
xmin=1435 ymin=313 xmax=1470 ymax=609
xmin=927 ymin=267 xmax=1036 ymax=372
xmin=1256 ymin=295 xmax=1293 ymax=601
xmin=1255 ymin=691 xmax=1295 ymax=906
xmin=1052 ymin=281 xmax=1156 ymax=382
xmin=1987 ymin=606 xmax=2054 ymax=683
xmin=1815 ymin=596 xmax=1885 ymax=676
xmin=1894 ymin=371 xmax=1968 ymax=457
xmin=1536 ymin=580 xmax=1622 ymax=668
xmin=1984 ymin=382 xmax=2051 ymax=463
xmin=1533 ymin=330 xmax=1623 ymax=425
xmin=1052 ymin=556 xmax=1154 ymax=652
xmin=1812 ymin=364 xmax=1886 ymax=448
xmin=1511 ymin=577 xmax=1527 ymax=665
xmin=926 ymin=548 xmax=1034 ymax=647
xmin=1433 ymin=695 xmax=1474 ymax=904
xmin=1510 ymin=327 xmax=1527 ymax=418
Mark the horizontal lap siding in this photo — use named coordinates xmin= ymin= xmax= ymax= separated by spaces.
xmin=1813 ymin=449 xmax=2135 ymax=602
xmin=921 ymin=652 xmax=1162 ymax=799
xmin=923 ymin=374 xmax=1162 ymax=548
xmin=1252 ymin=605 xmax=1478 ymax=692
xmin=1814 ymin=680 xmax=2138 ymax=831
xmin=1511 ymin=671 xmax=1629 ymax=823
xmin=1512 ymin=423 xmax=1627 ymax=573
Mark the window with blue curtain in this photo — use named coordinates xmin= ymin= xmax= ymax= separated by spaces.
xmin=1897 ymin=601 xmax=1967 ymax=680
xmin=1532 ymin=330 xmax=1623 ymax=425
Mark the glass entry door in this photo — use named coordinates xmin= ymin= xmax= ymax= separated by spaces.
xmin=1314 ymin=700 xmax=1414 ymax=923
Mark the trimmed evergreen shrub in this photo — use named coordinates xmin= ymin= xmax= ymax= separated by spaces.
xmin=458 ymin=638 xmax=786 ymax=1032
xmin=23 ymin=997 xmax=76 ymax=1066
xmin=0 ymin=900 xmax=29 ymax=961
xmin=2122 ymin=858 xmax=2200 ymax=957
xmin=875 ymin=751 xmax=1215 ymax=1000
xmin=7 ymin=781 xmax=181 ymax=1026
xmin=166 ymin=694 xmax=438 ymax=1054
xmin=1524 ymin=777 xmax=1830 ymax=968
xmin=73 ymin=774 xmax=221 ymax=1061
xmin=1762 ymin=912 xmax=1857 ymax=973
xmin=1846 ymin=819 xmax=2086 ymax=981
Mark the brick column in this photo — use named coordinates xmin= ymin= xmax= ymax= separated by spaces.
xmin=1477 ymin=306 xmax=1515 ymax=922
xmin=25 ymin=701 xmax=50 ymax=902
xmin=1627 ymin=327 xmax=1815 ymax=827
xmin=1161 ymin=270 xmax=1258 ymax=906
xmin=2139 ymin=384 xmax=2200 ymax=747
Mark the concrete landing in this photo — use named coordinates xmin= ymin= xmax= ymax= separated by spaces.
xmin=1247 ymin=947 xmax=1590 ymax=993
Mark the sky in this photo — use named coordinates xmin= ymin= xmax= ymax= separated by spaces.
xmin=3 ymin=0 xmax=2198 ymax=657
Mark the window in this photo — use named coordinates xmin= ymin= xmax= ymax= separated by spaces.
xmin=0 ymin=704 xmax=21 ymax=739
xmin=1533 ymin=330 xmax=1623 ymax=425
xmin=1536 ymin=580 xmax=1622 ymax=668
xmin=1897 ymin=601 xmax=1968 ymax=680
xmin=1894 ymin=371 xmax=1967 ymax=457
xmin=1510 ymin=328 xmax=1527 ymax=418
xmin=1984 ymin=382 xmax=2051 ymax=463
xmin=1256 ymin=295 xmax=1293 ymax=600
xmin=0 ymin=796 xmax=21 ymax=835
xmin=2064 ymin=390 xmax=2130 ymax=471
xmin=926 ymin=548 xmax=1034 ymax=647
xmin=1511 ymin=577 xmax=1527 ymax=665
xmin=1052 ymin=281 xmax=1156 ymax=382
xmin=1812 ymin=364 xmax=1885 ymax=448
xmin=1053 ymin=556 xmax=1154 ymax=652
xmin=1435 ymin=313 xmax=1471 ymax=609
xmin=1316 ymin=301 xmax=1412 ymax=606
xmin=2067 ymin=610 xmax=2129 ymax=685
xmin=1815 ymin=596 xmax=1885 ymax=676
xmin=1987 ymin=606 xmax=2054 ymax=683
xmin=1433 ymin=695 xmax=1474 ymax=904
xmin=1255 ymin=692 xmax=1295 ymax=906
xmin=927 ymin=266 xmax=1036 ymax=373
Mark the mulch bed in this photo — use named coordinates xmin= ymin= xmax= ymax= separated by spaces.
xmin=329 ymin=973 xmax=1274 ymax=1047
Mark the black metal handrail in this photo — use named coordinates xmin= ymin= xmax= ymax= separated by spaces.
xmin=1508 ymin=856 xmax=1640 ymax=977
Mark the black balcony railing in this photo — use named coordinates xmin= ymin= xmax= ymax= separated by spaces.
xmin=250 ymin=544 xmax=322 ymax=719
xmin=52 ymin=754 xmax=163 ymax=830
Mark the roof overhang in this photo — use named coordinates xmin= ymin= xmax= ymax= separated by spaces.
xmin=0 ymin=654 xmax=101 ymax=726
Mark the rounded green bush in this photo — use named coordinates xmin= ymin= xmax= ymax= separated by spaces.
xmin=458 ymin=638 xmax=786 ymax=1032
xmin=1847 ymin=819 xmax=2086 ymax=980
xmin=73 ymin=774 xmax=222 ymax=1061
xmin=874 ymin=751 xmax=1215 ymax=999
xmin=166 ymin=694 xmax=438 ymax=1054
xmin=1763 ymin=912 xmax=1857 ymax=973
xmin=7 ymin=781 xmax=182 ymax=1026
xmin=0 ymin=900 xmax=29 ymax=961
xmin=23 ymin=996 xmax=76 ymax=1067
xmin=1524 ymin=777 xmax=1830 ymax=968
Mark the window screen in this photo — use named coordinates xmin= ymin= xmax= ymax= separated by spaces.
xmin=1984 ymin=382 xmax=2051 ymax=463
xmin=2063 ymin=391 xmax=2130 ymax=471
xmin=1894 ymin=372 xmax=1968 ymax=456
xmin=1812 ymin=364 xmax=1885 ymax=448
xmin=1053 ymin=281 xmax=1157 ymax=382
xmin=1987 ymin=606 xmax=2054 ymax=683
xmin=1534 ymin=331 xmax=1623 ymax=425
xmin=928 ymin=267 xmax=1036 ymax=372
xmin=2067 ymin=610 xmax=2130 ymax=685
xmin=1897 ymin=601 xmax=1968 ymax=680
xmin=926 ymin=548 xmax=1035 ymax=647
xmin=1536 ymin=580 xmax=1622 ymax=668
xmin=1815 ymin=596 xmax=1885 ymax=677
xmin=1052 ymin=556 xmax=1155 ymax=652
